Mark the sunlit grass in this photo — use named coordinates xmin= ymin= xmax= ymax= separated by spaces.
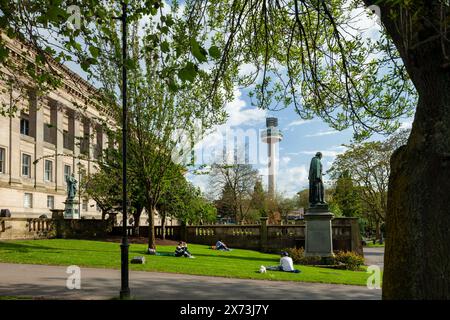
xmin=0 ymin=239 xmax=376 ymax=286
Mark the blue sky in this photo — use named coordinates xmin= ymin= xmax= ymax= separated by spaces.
xmin=184 ymin=4 xmax=415 ymax=198
xmin=59 ymin=2 xmax=414 ymax=199
xmin=64 ymin=59 xmax=412 ymax=199
xmin=185 ymin=84 xmax=413 ymax=198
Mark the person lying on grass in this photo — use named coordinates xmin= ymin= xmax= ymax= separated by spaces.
xmin=174 ymin=241 xmax=195 ymax=258
xmin=264 ymin=251 xmax=301 ymax=273
xmin=215 ymin=240 xmax=232 ymax=251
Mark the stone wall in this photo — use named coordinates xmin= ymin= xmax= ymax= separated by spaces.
xmin=0 ymin=217 xmax=54 ymax=240
xmin=114 ymin=217 xmax=363 ymax=255
xmin=0 ymin=216 xmax=111 ymax=240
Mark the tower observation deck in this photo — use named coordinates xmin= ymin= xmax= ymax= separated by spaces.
xmin=261 ymin=117 xmax=283 ymax=197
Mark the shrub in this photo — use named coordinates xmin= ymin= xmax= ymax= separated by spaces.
xmin=284 ymin=247 xmax=304 ymax=264
xmin=333 ymin=251 xmax=365 ymax=271
xmin=283 ymin=248 xmax=364 ymax=269
xmin=284 ymin=247 xmax=322 ymax=265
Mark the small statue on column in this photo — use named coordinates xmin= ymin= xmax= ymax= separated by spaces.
xmin=66 ymin=173 xmax=78 ymax=200
xmin=64 ymin=173 xmax=79 ymax=219
xmin=308 ymin=152 xmax=326 ymax=207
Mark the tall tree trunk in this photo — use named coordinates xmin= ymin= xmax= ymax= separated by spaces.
xmin=375 ymin=220 xmax=381 ymax=241
xmin=147 ymin=204 xmax=156 ymax=250
xmin=382 ymin=45 xmax=450 ymax=299
xmin=161 ymin=211 xmax=166 ymax=241
xmin=133 ymin=204 xmax=142 ymax=237
xmin=361 ymin=1 xmax=450 ymax=299
xmin=384 ymin=74 xmax=450 ymax=299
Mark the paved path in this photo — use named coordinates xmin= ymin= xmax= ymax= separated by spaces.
xmin=363 ymin=247 xmax=384 ymax=270
xmin=0 ymin=263 xmax=381 ymax=300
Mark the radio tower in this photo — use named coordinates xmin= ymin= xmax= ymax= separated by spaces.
xmin=261 ymin=117 xmax=283 ymax=198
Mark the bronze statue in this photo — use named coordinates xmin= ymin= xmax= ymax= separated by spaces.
xmin=66 ymin=173 xmax=77 ymax=201
xmin=308 ymin=152 xmax=325 ymax=207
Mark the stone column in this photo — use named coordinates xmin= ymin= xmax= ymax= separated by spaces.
xmin=55 ymin=103 xmax=64 ymax=191
xmin=72 ymin=112 xmax=81 ymax=173
xmin=31 ymin=93 xmax=45 ymax=190
xmin=8 ymin=92 xmax=21 ymax=186
xmin=72 ymin=111 xmax=82 ymax=219
xmin=304 ymin=205 xmax=334 ymax=258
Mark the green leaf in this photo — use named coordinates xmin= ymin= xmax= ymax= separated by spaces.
xmin=168 ymin=78 xmax=178 ymax=92
xmin=160 ymin=26 xmax=170 ymax=34
xmin=165 ymin=15 xmax=174 ymax=27
xmin=80 ymin=57 xmax=96 ymax=71
xmin=89 ymin=46 xmax=100 ymax=59
xmin=208 ymin=46 xmax=221 ymax=60
xmin=160 ymin=41 xmax=170 ymax=53
xmin=190 ymin=39 xmax=207 ymax=63
xmin=178 ymin=62 xmax=197 ymax=82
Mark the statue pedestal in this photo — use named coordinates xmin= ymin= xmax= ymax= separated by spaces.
xmin=64 ymin=199 xmax=80 ymax=219
xmin=304 ymin=204 xmax=334 ymax=257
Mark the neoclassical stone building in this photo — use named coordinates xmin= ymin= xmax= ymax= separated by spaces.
xmin=0 ymin=34 xmax=111 ymax=219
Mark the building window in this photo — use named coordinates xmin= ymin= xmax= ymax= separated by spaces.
xmin=0 ymin=147 xmax=5 ymax=173
xmin=63 ymin=130 xmax=71 ymax=149
xmin=43 ymin=123 xmax=53 ymax=144
xmin=47 ymin=195 xmax=54 ymax=209
xmin=24 ymin=193 xmax=33 ymax=208
xmin=20 ymin=118 xmax=30 ymax=136
xmin=44 ymin=160 xmax=53 ymax=182
xmin=22 ymin=153 xmax=31 ymax=177
xmin=80 ymin=136 xmax=89 ymax=156
xmin=82 ymin=199 xmax=88 ymax=211
xmin=64 ymin=165 xmax=71 ymax=183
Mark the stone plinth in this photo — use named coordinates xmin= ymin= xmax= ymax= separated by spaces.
xmin=63 ymin=199 xmax=80 ymax=219
xmin=304 ymin=205 xmax=334 ymax=257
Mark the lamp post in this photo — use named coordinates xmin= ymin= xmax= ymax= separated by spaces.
xmin=119 ymin=1 xmax=130 ymax=300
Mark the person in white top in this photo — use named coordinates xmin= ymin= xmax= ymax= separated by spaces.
xmin=265 ymin=252 xmax=301 ymax=273
xmin=280 ymin=252 xmax=295 ymax=271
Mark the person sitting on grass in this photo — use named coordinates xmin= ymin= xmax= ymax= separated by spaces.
xmin=175 ymin=241 xmax=195 ymax=258
xmin=265 ymin=251 xmax=301 ymax=273
xmin=215 ymin=240 xmax=231 ymax=251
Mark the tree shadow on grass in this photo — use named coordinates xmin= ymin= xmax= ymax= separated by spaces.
xmin=173 ymin=252 xmax=279 ymax=263
xmin=0 ymin=241 xmax=118 ymax=254
xmin=0 ymin=241 xmax=58 ymax=253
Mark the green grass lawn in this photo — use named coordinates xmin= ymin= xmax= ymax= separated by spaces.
xmin=0 ymin=239 xmax=377 ymax=286
xmin=364 ymin=242 xmax=385 ymax=248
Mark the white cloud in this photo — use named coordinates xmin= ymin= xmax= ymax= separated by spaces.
xmin=224 ymin=88 xmax=267 ymax=127
xmin=238 ymin=63 xmax=258 ymax=78
xmin=188 ymin=87 xmax=267 ymax=166
xmin=276 ymin=165 xmax=309 ymax=197
xmin=288 ymin=145 xmax=346 ymax=158
xmin=186 ymin=172 xmax=210 ymax=194
xmin=295 ymin=150 xmax=346 ymax=159
xmin=281 ymin=156 xmax=291 ymax=165
xmin=304 ymin=130 xmax=339 ymax=137
xmin=195 ymin=88 xmax=267 ymax=152
xmin=286 ymin=119 xmax=315 ymax=127
xmin=342 ymin=3 xmax=382 ymax=41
